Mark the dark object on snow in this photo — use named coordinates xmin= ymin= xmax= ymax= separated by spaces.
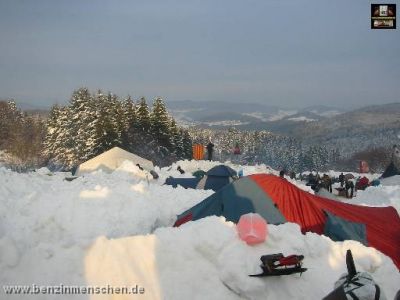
xmin=177 ymin=166 xmax=185 ymax=174
xmin=64 ymin=176 xmax=78 ymax=182
xmin=206 ymin=142 xmax=214 ymax=161
xmin=381 ymin=161 xmax=400 ymax=178
xmin=370 ymin=179 xmax=380 ymax=187
xmin=192 ymin=170 xmax=206 ymax=179
xmin=345 ymin=249 xmax=357 ymax=279
xmin=249 ymin=253 xmax=307 ymax=277
xmin=323 ymin=249 xmax=385 ymax=300
xmin=150 ymin=170 xmax=159 ymax=179
xmin=279 ymin=170 xmax=285 ymax=178
xmin=166 ymin=165 xmax=237 ymax=192
xmin=165 ymin=176 xmax=200 ymax=189
xmin=395 ymin=289 xmax=400 ymax=300
xmin=136 ymin=164 xmax=144 ymax=171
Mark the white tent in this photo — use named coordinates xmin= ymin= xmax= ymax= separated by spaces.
xmin=75 ymin=147 xmax=154 ymax=176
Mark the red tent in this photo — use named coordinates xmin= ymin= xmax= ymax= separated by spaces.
xmin=251 ymin=174 xmax=400 ymax=269
xmin=176 ymin=174 xmax=400 ymax=269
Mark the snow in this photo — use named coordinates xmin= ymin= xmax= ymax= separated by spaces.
xmin=86 ymin=218 xmax=399 ymax=300
xmin=348 ymin=184 xmax=400 ymax=215
xmin=206 ymin=120 xmax=250 ymax=126
xmin=287 ymin=116 xmax=316 ymax=122
xmin=0 ymin=161 xmax=399 ymax=300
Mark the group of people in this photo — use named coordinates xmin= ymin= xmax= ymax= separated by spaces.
xmin=306 ymin=173 xmax=333 ymax=193
xmin=204 ymin=142 xmax=357 ymax=200
xmin=306 ymin=172 xmax=355 ymax=198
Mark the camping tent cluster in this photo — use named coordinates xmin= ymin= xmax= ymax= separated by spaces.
xmin=164 ymin=165 xmax=237 ymax=191
xmin=73 ymin=147 xmax=400 ymax=269
xmin=175 ymin=174 xmax=400 ymax=269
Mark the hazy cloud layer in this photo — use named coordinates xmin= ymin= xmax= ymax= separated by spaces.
xmin=0 ymin=0 xmax=399 ymax=108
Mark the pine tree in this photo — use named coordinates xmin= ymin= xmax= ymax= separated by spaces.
xmin=170 ymin=119 xmax=183 ymax=158
xmin=121 ymin=96 xmax=137 ymax=150
xmin=68 ymin=87 xmax=93 ymax=164
xmin=182 ymin=129 xmax=193 ymax=159
xmin=136 ymin=97 xmax=151 ymax=133
xmin=132 ymin=97 xmax=153 ymax=158
xmin=43 ymin=104 xmax=61 ymax=160
xmin=150 ymin=97 xmax=172 ymax=158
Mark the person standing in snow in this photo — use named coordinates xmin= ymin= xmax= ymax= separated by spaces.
xmin=322 ymin=174 xmax=332 ymax=193
xmin=206 ymin=141 xmax=214 ymax=161
xmin=339 ymin=172 xmax=345 ymax=187
xmin=345 ymin=178 xmax=354 ymax=198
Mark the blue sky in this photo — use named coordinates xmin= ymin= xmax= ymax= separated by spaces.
xmin=0 ymin=0 xmax=399 ymax=108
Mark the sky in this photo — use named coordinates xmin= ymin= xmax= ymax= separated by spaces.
xmin=0 ymin=0 xmax=399 ymax=109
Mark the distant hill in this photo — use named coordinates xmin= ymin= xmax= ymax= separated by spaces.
xmin=167 ymin=100 xmax=352 ymax=130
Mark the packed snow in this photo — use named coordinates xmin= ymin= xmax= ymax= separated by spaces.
xmin=348 ymin=176 xmax=400 ymax=214
xmin=0 ymin=160 xmax=399 ymax=300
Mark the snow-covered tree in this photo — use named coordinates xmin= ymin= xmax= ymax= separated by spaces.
xmin=150 ymin=97 xmax=172 ymax=158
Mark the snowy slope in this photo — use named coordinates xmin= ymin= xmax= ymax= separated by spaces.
xmin=0 ymin=161 xmax=399 ymax=300
xmin=86 ymin=218 xmax=399 ymax=300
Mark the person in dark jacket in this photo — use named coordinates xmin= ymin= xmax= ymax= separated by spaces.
xmin=206 ymin=141 xmax=214 ymax=161
xmin=345 ymin=179 xmax=354 ymax=198
xmin=339 ymin=173 xmax=345 ymax=187
xmin=322 ymin=174 xmax=333 ymax=193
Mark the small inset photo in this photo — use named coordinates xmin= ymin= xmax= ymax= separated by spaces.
xmin=371 ymin=4 xmax=396 ymax=29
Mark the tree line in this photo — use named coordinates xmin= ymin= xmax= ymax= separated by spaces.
xmin=0 ymin=100 xmax=45 ymax=170
xmin=0 ymin=88 xmax=193 ymax=171
xmin=44 ymin=88 xmax=193 ymax=170
xmin=188 ymin=127 xmax=392 ymax=173
xmin=0 ymin=89 xmax=393 ymax=173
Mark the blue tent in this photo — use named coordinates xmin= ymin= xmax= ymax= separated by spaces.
xmin=164 ymin=177 xmax=200 ymax=189
xmin=164 ymin=165 xmax=237 ymax=192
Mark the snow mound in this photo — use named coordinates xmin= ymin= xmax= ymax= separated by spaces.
xmin=348 ymin=185 xmax=400 ymax=215
xmin=0 ymin=167 xmax=212 ymax=298
xmin=1 ymin=162 xmax=399 ymax=300
xmin=380 ymin=175 xmax=400 ymax=186
xmin=86 ymin=217 xmax=400 ymax=300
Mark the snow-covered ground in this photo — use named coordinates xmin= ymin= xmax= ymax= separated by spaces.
xmin=348 ymin=176 xmax=400 ymax=214
xmin=0 ymin=161 xmax=399 ymax=299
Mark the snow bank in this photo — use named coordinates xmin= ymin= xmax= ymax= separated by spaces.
xmin=1 ymin=161 xmax=399 ymax=300
xmin=380 ymin=175 xmax=400 ymax=186
xmin=0 ymin=166 xmax=212 ymax=299
xmin=348 ymin=185 xmax=400 ymax=214
xmin=160 ymin=160 xmax=276 ymax=178
xmin=86 ymin=217 xmax=400 ymax=300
